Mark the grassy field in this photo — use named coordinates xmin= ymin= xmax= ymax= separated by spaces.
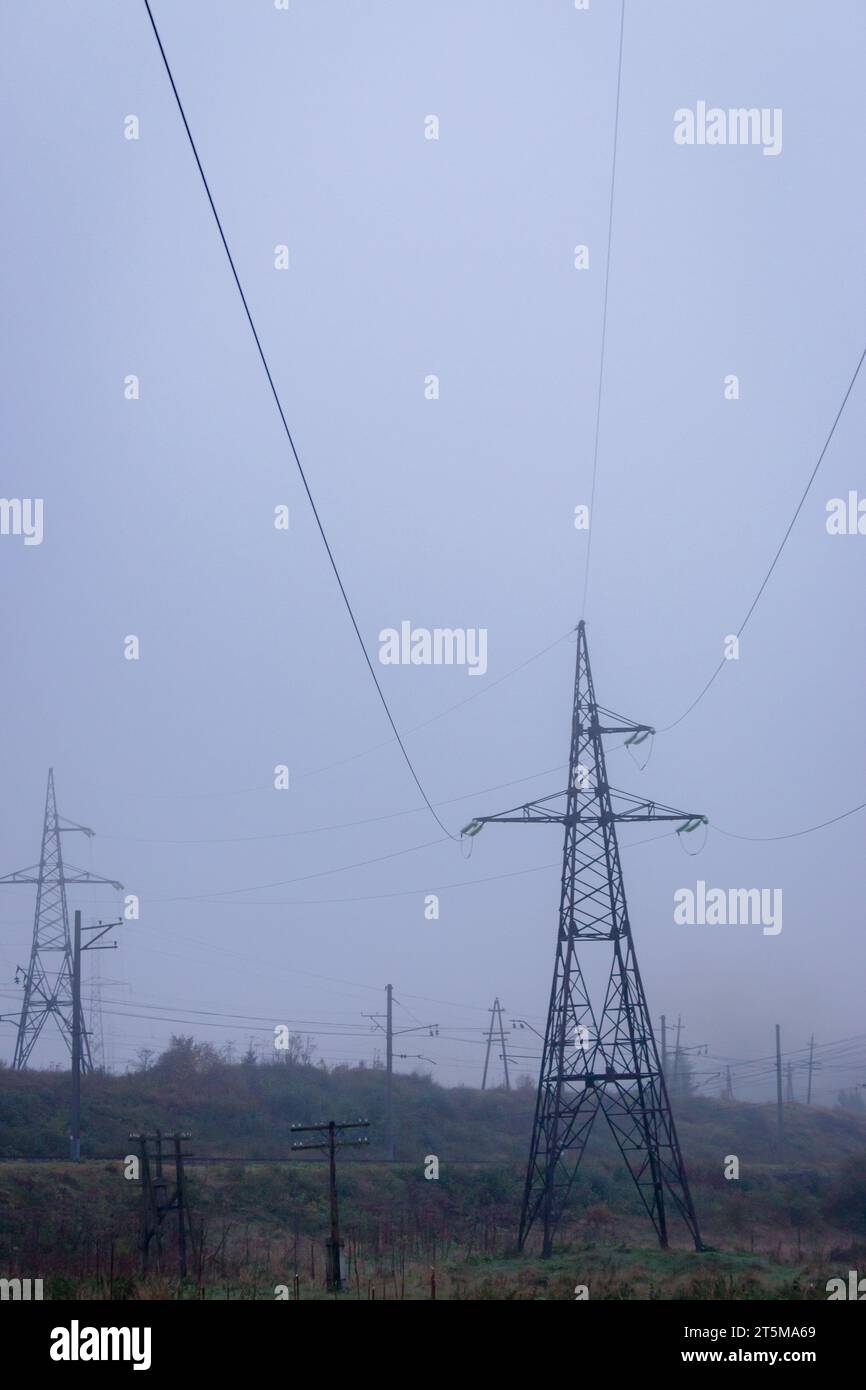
xmin=0 ymin=1151 xmax=863 ymax=1300
xmin=1 ymin=1048 xmax=864 ymax=1299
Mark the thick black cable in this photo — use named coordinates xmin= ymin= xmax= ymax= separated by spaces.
xmin=142 ymin=0 xmax=455 ymax=839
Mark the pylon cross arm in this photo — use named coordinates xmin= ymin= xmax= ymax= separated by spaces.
xmin=61 ymin=864 xmax=124 ymax=889
xmin=590 ymin=722 xmax=654 ymax=736
xmin=0 ymin=866 xmax=41 ymax=883
xmin=468 ymin=788 xmax=705 ymax=829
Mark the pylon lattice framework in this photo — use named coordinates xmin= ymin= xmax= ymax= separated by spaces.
xmin=470 ymin=622 xmax=706 ymax=1255
xmin=0 ymin=769 xmax=122 ymax=1071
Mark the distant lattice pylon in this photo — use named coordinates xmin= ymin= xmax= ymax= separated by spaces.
xmin=0 ymin=769 xmax=122 ymax=1070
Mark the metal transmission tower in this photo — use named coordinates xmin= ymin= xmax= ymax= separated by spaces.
xmin=0 ymin=769 xmax=122 ymax=1070
xmin=464 ymin=622 xmax=707 ymax=1256
xmin=482 ymin=997 xmax=511 ymax=1091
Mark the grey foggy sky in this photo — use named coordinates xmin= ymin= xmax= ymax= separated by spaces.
xmin=1 ymin=0 xmax=864 ymax=1101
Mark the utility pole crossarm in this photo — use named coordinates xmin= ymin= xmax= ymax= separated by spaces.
xmin=82 ymin=918 xmax=124 ymax=949
xmin=291 ymin=1120 xmax=370 ymax=1134
xmin=290 ymin=1119 xmax=370 ymax=1292
xmin=291 ymin=1138 xmax=369 ymax=1151
xmin=291 ymin=1119 xmax=370 ymax=1150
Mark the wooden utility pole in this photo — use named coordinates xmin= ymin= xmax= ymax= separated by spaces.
xmin=327 ymin=1122 xmax=339 ymax=1287
xmin=385 ymin=983 xmax=394 ymax=1159
xmin=71 ymin=912 xmax=82 ymax=1160
xmin=806 ymin=1034 xmax=815 ymax=1104
xmin=775 ymin=1024 xmax=784 ymax=1144
xmin=70 ymin=910 xmax=122 ymax=1159
xmin=291 ymin=1119 xmax=369 ymax=1292
xmin=132 ymin=1131 xmax=192 ymax=1279
xmin=173 ymin=1133 xmax=188 ymax=1278
xmin=786 ymin=1060 xmax=795 ymax=1103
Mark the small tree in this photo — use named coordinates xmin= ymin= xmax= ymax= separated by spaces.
xmin=836 ymin=1087 xmax=866 ymax=1114
xmin=825 ymin=1157 xmax=866 ymax=1235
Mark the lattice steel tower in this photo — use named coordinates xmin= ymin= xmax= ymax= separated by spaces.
xmin=0 ymin=769 xmax=122 ymax=1070
xmin=466 ymin=623 xmax=706 ymax=1255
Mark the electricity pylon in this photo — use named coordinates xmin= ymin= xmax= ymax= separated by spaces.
xmin=464 ymin=622 xmax=706 ymax=1255
xmin=481 ymin=997 xmax=510 ymax=1091
xmin=0 ymin=769 xmax=122 ymax=1070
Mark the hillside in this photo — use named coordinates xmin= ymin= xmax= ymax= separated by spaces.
xmin=2 ymin=1040 xmax=866 ymax=1299
xmin=2 ymin=1037 xmax=866 ymax=1172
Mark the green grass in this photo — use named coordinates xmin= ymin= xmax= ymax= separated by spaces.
xmin=1 ymin=1048 xmax=865 ymax=1299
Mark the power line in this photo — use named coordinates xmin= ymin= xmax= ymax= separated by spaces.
xmin=581 ymin=0 xmax=627 ymax=618
xmin=71 ymin=626 xmax=574 ymax=804
xmin=713 ymin=799 xmax=866 ymax=842
xmin=141 ymin=0 xmax=453 ymax=840
xmin=138 ymin=827 xmax=676 ymax=908
xmin=90 ymin=755 xmax=866 ymax=854
xmin=145 ymin=834 xmax=450 ymax=903
xmin=96 ymin=762 xmax=569 ymax=846
xmin=660 ymin=340 xmax=866 ymax=732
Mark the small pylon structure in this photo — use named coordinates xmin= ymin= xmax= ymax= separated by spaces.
xmin=0 ymin=769 xmax=122 ymax=1070
xmin=481 ymin=997 xmax=511 ymax=1091
xmin=465 ymin=622 xmax=707 ymax=1255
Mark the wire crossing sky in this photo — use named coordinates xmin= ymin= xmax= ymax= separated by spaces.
xmin=1 ymin=1 xmax=864 ymax=1095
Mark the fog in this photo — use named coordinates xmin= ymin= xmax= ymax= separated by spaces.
xmin=2 ymin=0 xmax=864 ymax=1107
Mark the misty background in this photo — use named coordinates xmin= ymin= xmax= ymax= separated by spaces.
xmin=1 ymin=0 xmax=864 ymax=1105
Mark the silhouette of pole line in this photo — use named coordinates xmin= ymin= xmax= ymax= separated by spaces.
xmin=141 ymin=0 xmax=453 ymax=841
